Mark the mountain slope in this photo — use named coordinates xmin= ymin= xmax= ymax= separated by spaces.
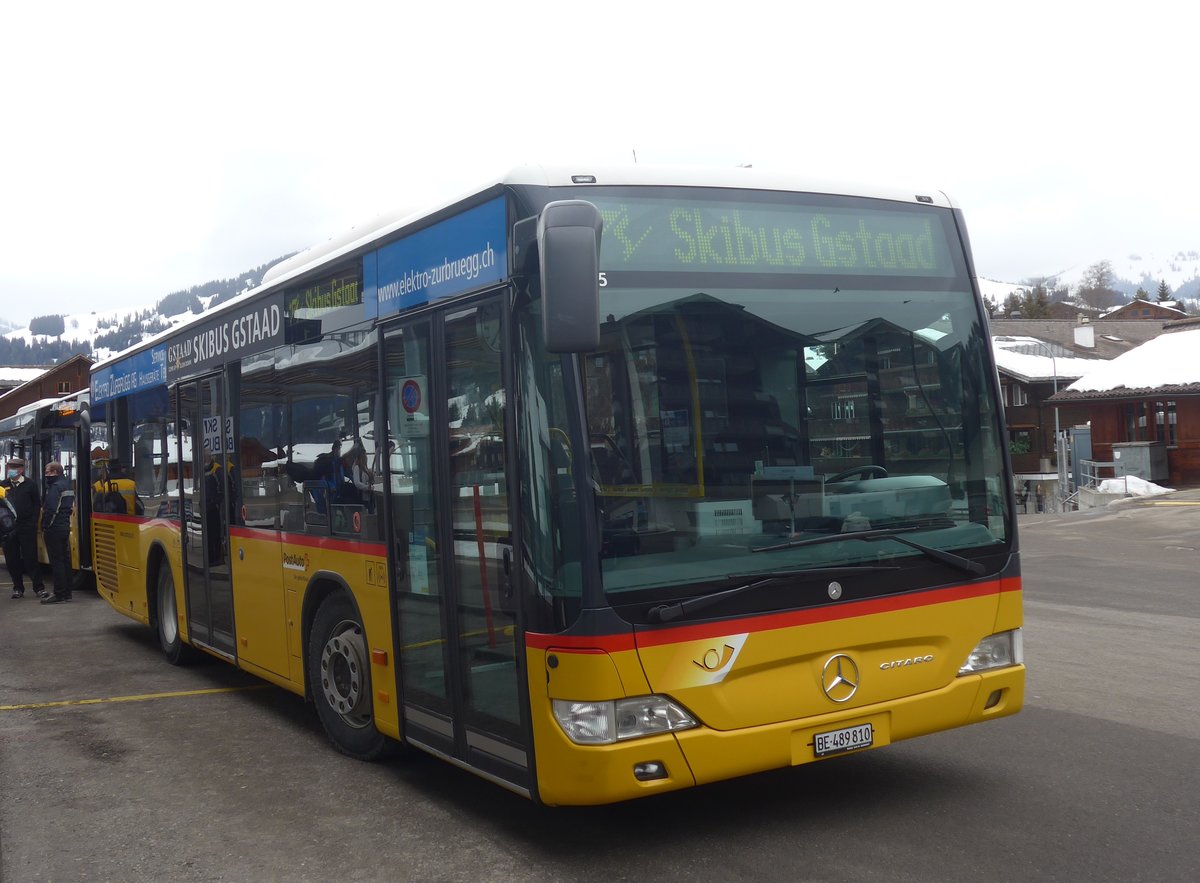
xmin=1 ymin=256 xmax=289 ymax=365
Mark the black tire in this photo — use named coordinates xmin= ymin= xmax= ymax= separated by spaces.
xmin=156 ymin=565 xmax=194 ymax=665
xmin=307 ymin=593 xmax=392 ymax=761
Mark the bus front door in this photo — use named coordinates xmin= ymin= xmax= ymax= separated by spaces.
xmin=385 ymin=301 xmax=528 ymax=790
xmin=178 ymin=375 xmax=237 ymax=658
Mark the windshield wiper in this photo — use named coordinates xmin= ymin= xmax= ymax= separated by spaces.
xmin=646 ymin=565 xmax=899 ymax=624
xmin=752 ymin=527 xmax=986 ymax=577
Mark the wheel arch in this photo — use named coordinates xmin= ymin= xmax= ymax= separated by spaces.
xmin=300 ymin=570 xmax=364 ymax=702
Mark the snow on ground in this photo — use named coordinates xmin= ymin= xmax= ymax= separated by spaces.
xmin=1097 ymin=476 xmax=1175 ymax=496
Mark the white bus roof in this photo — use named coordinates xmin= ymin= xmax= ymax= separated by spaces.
xmin=260 ymin=164 xmax=955 ymax=299
xmin=94 ymin=164 xmax=957 ymax=372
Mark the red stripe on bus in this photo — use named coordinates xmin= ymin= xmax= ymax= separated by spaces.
xmin=524 ymin=632 xmax=638 ymax=652
xmin=228 ymin=525 xmax=386 ymax=556
xmin=92 ymin=512 xmax=149 ymax=524
xmin=525 ymin=578 xmax=1018 ymax=654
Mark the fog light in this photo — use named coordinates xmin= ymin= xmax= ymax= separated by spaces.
xmin=984 ymin=689 xmax=1003 ymax=709
xmin=633 ymin=761 xmax=667 ymax=781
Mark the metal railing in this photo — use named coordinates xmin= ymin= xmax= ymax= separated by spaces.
xmin=1078 ymin=459 xmax=1128 ymax=494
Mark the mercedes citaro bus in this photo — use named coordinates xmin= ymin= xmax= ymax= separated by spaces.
xmin=86 ymin=165 xmax=1023 ymax=805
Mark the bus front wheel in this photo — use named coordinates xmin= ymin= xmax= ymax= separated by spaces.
xmin=156 ymin=566 xmax=194 ymax=666
xmin=308 ymin=594 xmax=392 ymax=761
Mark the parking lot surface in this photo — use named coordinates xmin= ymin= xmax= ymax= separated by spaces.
xmin=3 ymin=491 xmax=1199 ymax=881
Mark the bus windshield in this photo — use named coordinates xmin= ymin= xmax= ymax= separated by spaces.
xmin=523 ymin=187 xmax=1010 ymax=611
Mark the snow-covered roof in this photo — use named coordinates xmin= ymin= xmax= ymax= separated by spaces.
xmin=991 ymin=336 xmax=1106 ymax=383
xmin=1100 ymin=298 xmax=1187 ymax=318
xmin=0 ymin=366 xmax=47 ymax=386
xmin=1057 ymin=328 xmax=1200 ymax=397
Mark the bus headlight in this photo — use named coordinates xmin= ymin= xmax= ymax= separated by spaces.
xmin=958 ymin=629 xmax=1023 ymax=675
xmin=552 ymin=696 xmax=698 ymax=745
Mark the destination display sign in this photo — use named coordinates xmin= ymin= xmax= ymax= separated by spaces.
xmin=166 ymin=291 xmax=286 ymax=382
xmin=588 ymin=196 xmax=958 ymax=278
xmin=285 ymin=266 xmax=363 ymax=320
xmin=92 ymin=344 xmax=167 ymax=405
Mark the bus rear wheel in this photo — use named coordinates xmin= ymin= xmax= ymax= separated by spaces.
xmin=308 ymin=594 xmax=392 ymax=761
xmin=156 ymin=565 xmax=193 ymax=666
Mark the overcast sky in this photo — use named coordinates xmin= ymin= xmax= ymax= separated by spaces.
xmin=3 ymin=1 xmax=1198 ymax=325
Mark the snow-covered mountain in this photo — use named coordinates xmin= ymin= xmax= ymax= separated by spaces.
xmin=1053 ymin=251 xmax=1200 ymax=298
xmin=1 ymin=257 xmax=284 ymax=366
xmin=981 ymin=250 xmax=1200 ymax=309
xmin=2 ymin=297 xmax=221 ymax=363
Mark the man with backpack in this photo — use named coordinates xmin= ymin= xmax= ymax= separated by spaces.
xmin=40 ymin=460 xmax=75 ymax=604
xmin=1 ymin=457 xmax=48 ymax=600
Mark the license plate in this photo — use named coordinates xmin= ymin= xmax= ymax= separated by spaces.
xmin=813 ymin=722 xmax=874 ymax=757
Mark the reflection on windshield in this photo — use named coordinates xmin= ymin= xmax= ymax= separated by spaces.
xmin=579 ymin=287 xmax=1007 ymax=595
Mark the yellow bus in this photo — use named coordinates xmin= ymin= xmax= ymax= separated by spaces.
xmin=88 ymin=166 xmax=1023 ymax=805
xmin=1 ymin=390 xmax=94 ymax=584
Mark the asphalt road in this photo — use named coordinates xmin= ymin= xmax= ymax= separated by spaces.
xmin=2 ymin=497 xmax=1198 ymax=882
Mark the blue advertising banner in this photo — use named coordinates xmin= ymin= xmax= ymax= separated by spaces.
xmin=369 ymin=197 xmax=507 ymax=319
xmin=92 ymin=344 xmax=168 ymax=404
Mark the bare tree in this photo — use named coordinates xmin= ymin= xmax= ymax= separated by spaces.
xmin=1076 ymin=260 xmax=1122 ymax=309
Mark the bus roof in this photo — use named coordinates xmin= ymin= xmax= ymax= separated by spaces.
xmin=504 ymin=164 xmax=956 ymax=207
xmin=261 ymin=165 xmax=956 ymax=292
xmin=92 ymin=164 xmax=957 ymax=374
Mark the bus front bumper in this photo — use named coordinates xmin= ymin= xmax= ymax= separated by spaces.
xmin=533 ymin=665 xmax=1023 ymax=806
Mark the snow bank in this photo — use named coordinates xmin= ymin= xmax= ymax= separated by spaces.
xmin=1096 ymin=476 xmax=1175 ymax=496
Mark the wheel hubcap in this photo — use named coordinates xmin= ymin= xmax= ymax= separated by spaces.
xmin=159 ymin=578 xmax=177 ymax=644
xmin=320 ymin=620 xmax=370 ymax=728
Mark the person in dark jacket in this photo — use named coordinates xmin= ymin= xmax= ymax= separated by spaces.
xmin=40 ymin=461 xmax=74 ymax=603
xmin=1 ymin=457 xmax=48 ymax=600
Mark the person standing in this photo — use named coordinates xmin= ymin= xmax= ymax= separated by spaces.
xmin=40 ymin=461 xmax=74 ymax=604
xmin=1 ymin=457 xmax=48 ymax=600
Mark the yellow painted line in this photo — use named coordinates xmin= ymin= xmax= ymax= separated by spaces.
xmin=1144 ymin=501 xmax=1200 ymax=506
xmin=0 ymin=684 xmax=271 ymax=712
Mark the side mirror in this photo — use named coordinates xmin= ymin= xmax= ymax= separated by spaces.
xmin=538 ymin=200 xmax=602 ymax=353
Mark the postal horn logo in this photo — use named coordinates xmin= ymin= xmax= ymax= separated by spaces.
xmin=694 ymin=644 xmax=737 ymax=673
xmin=685 ymin=634 xmax=746 ymax=684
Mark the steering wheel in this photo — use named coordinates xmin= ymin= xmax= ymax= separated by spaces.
xmin=827 ymin=465 xmax=889 ymax=483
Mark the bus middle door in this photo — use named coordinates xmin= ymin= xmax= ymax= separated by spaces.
xmin=178 ymin=375 xmax=237 ymax=658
